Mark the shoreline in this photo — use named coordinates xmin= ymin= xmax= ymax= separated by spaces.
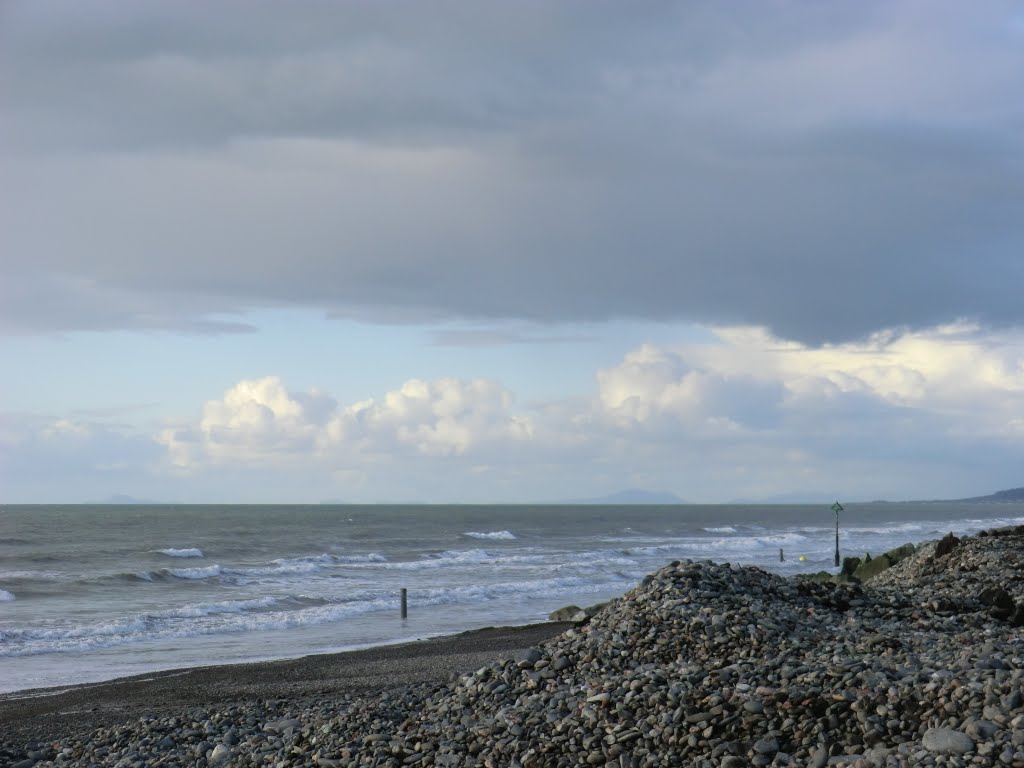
xmin=0 ymin=621 xmax=573 ymax=747
xmin=7 ymin=525 xmax=1024 ymax=765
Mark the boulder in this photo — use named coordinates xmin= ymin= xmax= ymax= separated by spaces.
xmin=853 ymin=554 xmax=889 ymax=582
xmin=853 ymin=542 xmax=917 ymax=583
xmin=583 ymin=600 xmax=612 ymax=617
xmin=548 ymin=605 xmax=587 ymax=622
xmin=934 ymin=532 xmax=961 ymax=558
xmin=980 ymin=587 xmax=1015 ymax=619
xmin=835 ymin=556 xmax=863 ymax=583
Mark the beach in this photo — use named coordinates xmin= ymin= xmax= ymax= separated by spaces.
xmin=0 ymin=622 xmax=572 ymax=750
xmin=5 ymin=525 xmax=1024 ymax=767
xmin=5 ymin=502 xmax=1021 ymax=695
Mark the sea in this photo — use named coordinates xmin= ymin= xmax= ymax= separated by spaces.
xmin=2 ymin=502 xmax=1023 ymax=695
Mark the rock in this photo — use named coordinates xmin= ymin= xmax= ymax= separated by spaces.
xmin=582 ymin=600 xmax=612 ymax=617
xmin=934 ymin=532 xmax=961 ymax=558
xmin=964 ymin=719 xmax=999 ymax=740
xmin=551 ymin=655 xmax=572 ymax=672
xmin=519 ymin=647 xmax=543 ymax=664
xmin=853 ymin=543 xmax=917 ymax=583
xmin=548 ymin=605 xmax=587 ymax=622
xmin=263 ymin=718 xmax=301 ymax=733
xmin=208 ymin=743 xmax=231 ymax=763
xmin=838 ymin=556 xmax=863 ymax=582
xmin=922 ymin=727 xmax=975 ymax=755
xmin=853 ymin=553 xmax=892 ymax=583
xmin=981 ymin=586 xmax=1015 ymax=619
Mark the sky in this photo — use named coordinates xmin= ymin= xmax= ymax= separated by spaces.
xmin=2 ymin=1 xmax=1024 ymax=503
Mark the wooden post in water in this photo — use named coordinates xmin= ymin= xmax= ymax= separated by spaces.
xmin=779 ymin=548 xmax=784 ymax=562
xmin=400 ymin=588 xmax=408 ymax=619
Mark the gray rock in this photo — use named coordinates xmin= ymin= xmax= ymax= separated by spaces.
xmin=263 ymin=717 xmax=301 ymax=733
xmin=208 ymin=743 xmax=231 ymax=763
xmin=922 ymin=727 xmax=975 ymax=755
xmin=964 ymin=719 xmax=999 ymax=739
xmin=548 ymin=605 xmax=586 ymax=621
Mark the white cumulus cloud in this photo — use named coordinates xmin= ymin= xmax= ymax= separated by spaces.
xmin=159 ymin=375 xmax=533 ymax=470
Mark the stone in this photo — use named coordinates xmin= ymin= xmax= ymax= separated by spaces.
xmin=551 ymin=655 xmax=572 ymax=672
xmin=548 ymin=605 xmax=587 ymax=622
xmin=922 ymin=727 xmax=975 ymax=755
xmin=263 ymin=718 xmax=301 ymax=733
xmin=934 ymin=532 xmax=961 ymax=558
xmin=981 ymin=587 xmax=1015 ymax=619
xmin=852 ymin=554 xmax=893 ymax=583
xmin=965 ymin=719 xmax=1000 ymax=740
xmin=208 ymin=743 xmax=232 ymax=763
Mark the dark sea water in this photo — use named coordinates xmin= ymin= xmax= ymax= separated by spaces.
xmin=2 ymin=502 xmax=1022 ymax=693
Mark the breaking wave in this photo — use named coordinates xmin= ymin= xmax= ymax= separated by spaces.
xmin=463 ymin=530 xmax=517 ymax=540
xmin=157 ymin=548 xmax=204 ymax=558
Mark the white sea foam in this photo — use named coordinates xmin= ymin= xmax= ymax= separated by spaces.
xmin=0 ymin=571 xmax=630 ymax=657
xmin=167 ymin=565 xmax=221 ymax=580
xmin=622 ymin=532 xmax=809 ymax=558
xmin=0 ymin=589 xmax=15 ymax=602
xmin=463 ymin=530 xmax=517 ymax=540
xmin=157 ymin=548 xmax=204 ymax=558
xmin=703 ymin=526 xmax=737 ymax=533
xmin=849 ymin=522 xmax=928 ymax=535
xmin=221 ymin=552 xmax=388 ymax=580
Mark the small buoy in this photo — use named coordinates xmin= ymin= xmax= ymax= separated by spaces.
xmin=799 ymin=555 xmax=807 ymax=562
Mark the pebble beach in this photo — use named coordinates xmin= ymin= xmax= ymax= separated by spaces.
xmin=5 ymin=526 xmax=1024 ymax=768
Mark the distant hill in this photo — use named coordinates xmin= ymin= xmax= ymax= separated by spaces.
xmin=559 ymin=489 xmax=686 ymax=505
xmin=959 ymin=486 xmax=1024 ymax=503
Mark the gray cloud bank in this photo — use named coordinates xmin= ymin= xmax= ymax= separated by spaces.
xmin=2 ymin=1 xmax=1023 ymax=342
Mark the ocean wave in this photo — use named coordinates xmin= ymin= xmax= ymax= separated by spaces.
xmin=119 ymin=552 xmax=390 ymax=584
xmin=360 ymin=548 xmax=569 ymax=572
xmin=0 ymin=570 xmax=65 ymax=582
xmin=622 ymin=532 xmax=809 ymax=557
xmin=0 ymin=589 xmax=14 ymax=602
xmin=848 ymin=522 xmax=928 ymax=535
xmin=463 ymin=530 xmax=517 ymax=540
xmin=224 ymin=561 xmax=322 ymax=578
xmin=167 ymin=564 xmax=222 ymax=580
xmin=703 ymin=526 xmax=737 ymax=533
xmin=222 ymin=552 xmax=388 ymax=579
xmin=156 ymin=548 xmax=204 ymax=558
xmin=122 ymin=565 xmax=223 ymax=583
xmin=0 ymin=572 xmax=632 ymax=657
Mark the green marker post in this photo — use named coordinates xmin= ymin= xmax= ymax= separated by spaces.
xmin=831 ymin=501 xmax=844 ymax=567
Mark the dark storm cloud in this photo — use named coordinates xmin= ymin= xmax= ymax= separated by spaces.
xmin=2 ymin=1 xmax=1022 ymax=343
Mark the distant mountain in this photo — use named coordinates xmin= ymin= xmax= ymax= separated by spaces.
xmin=559 ymin=489 xmax=686 ymax=505
xmin=959 ymin=486 xmax=1024 ymax=503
